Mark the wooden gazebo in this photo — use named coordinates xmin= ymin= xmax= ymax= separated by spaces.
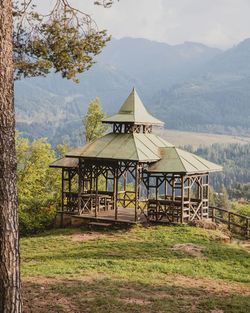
xmin=50 ymin=88 xmax=222 ymax=226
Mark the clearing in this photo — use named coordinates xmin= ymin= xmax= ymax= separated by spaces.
xmin=21 ymin=225 xmax=250 ymax=313
xmin=157 ymin=129 xmax=250 ymax=148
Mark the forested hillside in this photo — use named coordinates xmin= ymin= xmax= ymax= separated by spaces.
xmin=153 ymin=38 xmax=250 ymax=134
xmin=189 ymin=143 xmax=250 ymax=200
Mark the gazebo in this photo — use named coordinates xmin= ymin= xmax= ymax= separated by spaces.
xmin=50 ymin=88 xmax=222 ymax=226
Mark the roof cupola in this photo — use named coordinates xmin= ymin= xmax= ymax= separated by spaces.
xmin=102 ymin=88 xmax=164 ymax=134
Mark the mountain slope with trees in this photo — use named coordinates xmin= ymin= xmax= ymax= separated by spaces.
xmin=153 ymin=38 xmax=250 ymax=134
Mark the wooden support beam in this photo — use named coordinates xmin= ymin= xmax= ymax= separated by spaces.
xmin=134 ymin=164 xmax=139 ymax=222
xmin=181 ymin=175 xmax=184 ymax=224
xmin=201 ymin=175 xmax=204 ymax=219
xmin=114 ymin=167 xmax=118 ymax=220
xmin=95 ymin=175 xmax=98 ymax=218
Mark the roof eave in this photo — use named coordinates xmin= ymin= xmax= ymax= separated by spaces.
xmin=102 ymin=120 xmax=164 ymax=126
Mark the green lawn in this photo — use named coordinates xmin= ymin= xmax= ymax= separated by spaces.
xmin=21 ymin=225 xmax=250 ymax=313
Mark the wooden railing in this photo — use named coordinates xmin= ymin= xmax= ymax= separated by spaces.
xmin=209 ymin=206 xmax=250 ymax=239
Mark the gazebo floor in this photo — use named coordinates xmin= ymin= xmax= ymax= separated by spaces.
xmin=66 ymin=207 xmax=147 ymax=227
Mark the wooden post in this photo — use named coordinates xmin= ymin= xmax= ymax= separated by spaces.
xmin=114 ymin=167 xmax=118 ymax=220
xmin=246 ymin=218 xmax=249 ymax=239
xmin=201 ymin=176 xmax=204 ymax=219
xmin=60 ymin=168 xmax=65 ymax=227
xmin=164 ymin=176 xmax=167 ymax=199
xmin=181 ymin=175 xmax=184 ymax=224
xmin=90 ymin=165 xmax=93 ymax=193
xmin=146 ymin=174 xmax=149 ymax=200
xmin=187 ymin=177 xmax=191 ymax=221
xmin=105 ymin=169 xmax=108 ymax=192
xmin=78 ymin=160 xmax=83 ymax=214
xmin=164 ymin=175 xmax=167 ymax=211
xmin=95 ymin=173 xmax=98 ymax=218
xmin=172 ymin=175 xmax=175 ymax=201
xmin=134 ymin=163 xmax=139 ymax=222
xmin=156 ymin=177 xmax=158 ymax=201
xmin=123 ymin=170 xmax=127 ymax=207
xmin=68 ymin=169 xmax=72 ymax=193
xmin=61 ymin=168 xmax=65 ymax=212
xmin=211 ymin=207 xmax=215 ymax=222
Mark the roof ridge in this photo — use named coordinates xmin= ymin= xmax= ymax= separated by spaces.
xmin=173 ymin=147 xmax=187 ymax=172
xmin=134 ymin=134 xmax=160 ymax=159
xmin=132 ymin=133 xmax=140 ymax=161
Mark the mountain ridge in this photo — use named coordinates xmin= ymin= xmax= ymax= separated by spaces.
xmin=15 ymin=37 xmax=250 ymax=145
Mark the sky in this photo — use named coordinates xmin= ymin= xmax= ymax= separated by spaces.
xmin=41 ymin=0 xmax=250 ymax=49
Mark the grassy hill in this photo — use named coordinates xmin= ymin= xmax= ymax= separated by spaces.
xmin=22 ymin=225 xmax=250 ymax=312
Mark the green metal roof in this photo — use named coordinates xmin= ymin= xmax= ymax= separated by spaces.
xmin=52 ymin=144 xmax=222 ymax=174
xmin=147 ymin=147 xmax=223 ymax=174
xmin=50 ymin=89 xmax=222 ymax=175
xmin=50 ymin=157 xmax=78 ymax=168
xmin=102 ymin=88 xmax=164 ymax=126
xmin=66 ymin=133 xmax=173 ymax=162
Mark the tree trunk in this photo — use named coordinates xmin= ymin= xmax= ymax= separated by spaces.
xmin=0 ymin=0 xmax=22 ymax=312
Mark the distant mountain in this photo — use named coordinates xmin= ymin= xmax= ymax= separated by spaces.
xmin=153 ymin=38 xmax=250 ymax=133
xmin=15 ymin=37 xmax=250 ymax=145
xmin=98 ymin=38 xmax=221 ymax=97
xmin=15 ymin=62 xmax=136 ymax=145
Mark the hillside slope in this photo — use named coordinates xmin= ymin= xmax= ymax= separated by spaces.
xmin=22 ymin=226 xmax=250 ymax=313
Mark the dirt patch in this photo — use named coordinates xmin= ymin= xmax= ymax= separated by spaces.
xmin=22 ymin=274 xmax=250 ymax=312
xmin=210 ymin=232 xmax=231 ymax=243
xmin=240 ymin=240 xmax=250 ymax=251
xmin=163 ymin=274 xmax=250 ymax=296
xmin=172 ymin=243 xmax=205 ymax=257
xmin=23 ymin=273 xmax=250 ymax=297
xmin=119 ymin=297 xmax=151 ymax=305
xmin=23 ymin=282 xmax=80 ymax=313
xmin=189 ymin=219 xmax=231 ymax=242
xmin=68 ymin=232 xmax=107 ymax=242
xmin=25 ymin=273 xmax=109 ymax=287
xmin=189 ymin=219 xmax=218 ymax=230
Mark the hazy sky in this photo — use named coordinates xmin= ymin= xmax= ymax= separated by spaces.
xmin=42 ymin=0 xmax=250 ymax=49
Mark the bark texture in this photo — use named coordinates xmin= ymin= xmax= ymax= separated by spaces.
xmin=0 ymin=0 xmax=22 ymax=312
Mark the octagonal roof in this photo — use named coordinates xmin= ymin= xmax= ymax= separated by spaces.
xmin=102 ymin=88 xmax=164 ymax=126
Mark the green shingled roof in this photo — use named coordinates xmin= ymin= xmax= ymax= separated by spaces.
xmin=147 ymin=147 xmax=223 ymax=174
xmin=66 ymin=133 xmax=173 ymax=162
xmin=51 ymin=89 xmax=222 ymax=174
xmin=102 ymin=88 xmax=164 ymax=126
xmin=50 ymin=157 xmax=78 ymax=168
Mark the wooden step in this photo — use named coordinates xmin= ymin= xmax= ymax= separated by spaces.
xmin=88 ymin=222 xmax=112 ymax=227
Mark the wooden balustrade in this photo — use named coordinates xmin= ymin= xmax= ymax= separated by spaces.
xmin=209 ymin=206 xmax=249 ymax=239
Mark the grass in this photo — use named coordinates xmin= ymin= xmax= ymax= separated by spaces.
xmin=21 ymin=225 xmax=250 ymax=312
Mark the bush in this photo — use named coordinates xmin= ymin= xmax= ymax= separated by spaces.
xmin=17 ymin=134 xmax=62 ymax=235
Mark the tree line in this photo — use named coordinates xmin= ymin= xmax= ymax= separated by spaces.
xmin=184 ymin=143 xmax=250 ymax=201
